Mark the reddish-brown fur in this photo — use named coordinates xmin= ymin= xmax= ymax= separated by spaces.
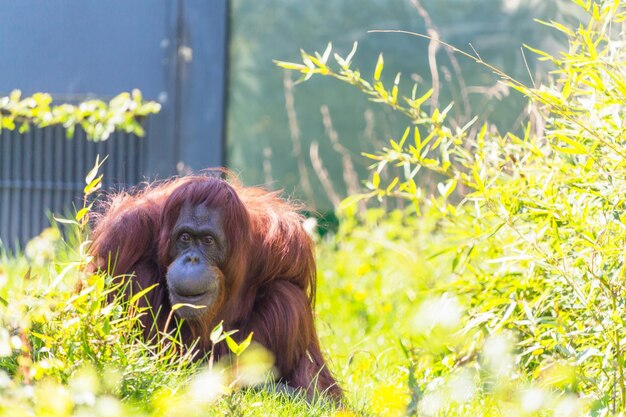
xmin=89 ymin=175 xmax=341 ymax=399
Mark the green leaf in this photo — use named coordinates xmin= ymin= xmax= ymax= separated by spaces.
xmin=413 ymin=88 xmax=433 ymax=109
xmin=345 ymin=41 xmax=358 ymax=66
xmin=171 ymin=303 xmax=205 ymax=311
xmin=53 ymin=216 xmax=79 ymax=226
xmin=102 ymin=318 xmax=111 ymax=335
xmin=372 ymin=172 xmax=381 ymax=188
xmin=398 ymin=126 xmax=410 ymax=148
xmin=321 ymin=42 xmax=332 ymax=64
xmin=374 ymin=53 xmax=384 ymax=81
xmin=553 ymin=134 xmax=588 ymax=154
xmin=210 ymin=321 xmax=224 ymax=344
xmin=238 ymin=332 xmax=254 ymax=355
xmin=75 ymin=206 xmax=90 ymax=222
xmin=129 ymin=284 xmax=159 ymax=306
xmin=414 ymin=126 xmax=421 ymax=148
xmin=437 ymin=179 xmax=457 ymax=198
xmin=84 ymin=175 xmax=103 ymax=196
xmin=273 ymin=60 xmax=307 ymax=71
xmin=225 ymin=334 xmax=239 ymax=354
xmin=76 ymin=202 xmax=94 ymax=222
xmin=523 ymin=44 xmax=553 ymax=60
xmin=386 ymin=177 xmax=399 ymax=193
xmin=85 ymin=155 xmax=103 ymax=184
xmin=338 ymin=192 xmax=375 ymax=211
xmin=66 ymin=124 xmax=75 ymax=139
xmin=225 ymin=333 xmax=253 ymax=357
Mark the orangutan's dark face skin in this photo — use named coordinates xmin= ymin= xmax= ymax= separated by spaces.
xmin=166 ymin=203 xmax=227 ymax=319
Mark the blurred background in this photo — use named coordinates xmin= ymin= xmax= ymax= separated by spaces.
xmin=0 ymin=0 xmax=576 ymax=247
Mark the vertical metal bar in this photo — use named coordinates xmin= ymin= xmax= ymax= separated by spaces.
xmin=69 ymin=129 xmax=77 ymax=214
xmin=121 ymin=133 xmax=128 ymax=185
xmin=61 ymin=127 xmax=70 ymax=213
xmin=43 ymin=127 xmax=53 ymax=235
xmin=93 ymin=136 xmax=104 ymax=186
xmin=134 ymin=133 xmax=140 ymax=184
xmin=127 ymin=132 xmax=137 ymax=185
xmin=127 ymin=133 xmax=133 ymax=184
xmin=109 ymin=135 xmax=115 ymax=185
xmin=139 ymin=129 xmax=146 ymax=181
xmin=84 ymin=130 xmax=96 ymax=202
xmin=77 ymin=127 xmax=87 ymax=208
xmin=122 ymin=133 xmax=128 ymax=185
xmin=32 ymin=128 xmax=42 ymax=238
xmin=115 ymin=134 xmax=123 ymax=185
xmin=22 ymin=126 xmax=33 ymax=241
xmin=111 ymin=134 xmax=117 ymax=185
xmin=4 ymin=130 xmax=12 ymax=250
xmin=51 ymin=125 xmax=62 ymax=223
xmin=36 ymin=127 xmax=43 ymax=237
xmin=0 ymin=130 xmax=10 ymax=248
xmin=106 ymin=134 xmax=114 ymax=186
xmin=19 ymin=128 xmax=26 ymax=242
xmin=10 ymin=128 xmax=21 ymax=249
xmin=86 ymin=136 xmax=93 ymax=184
xmin=108 ymin=135 xmax=114 ymax=180
xmin=135 ymin=132 xmax=141 ymax=184
xmin=105 ymin=135 xmax=112 ymax=187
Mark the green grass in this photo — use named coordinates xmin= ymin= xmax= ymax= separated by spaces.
xmin=0 ymin=209 xmax=582 ymax=417
xmin=0 ymin=216 xmax=418 ymax=417
xmin=3 ymin=1 xmax=625 ymax=415
xmin=0 ymin=207 xmax=594 ymax=417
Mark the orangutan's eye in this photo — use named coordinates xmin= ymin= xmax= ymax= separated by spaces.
xmin=179 ymin=233 xmax=192 ymax=243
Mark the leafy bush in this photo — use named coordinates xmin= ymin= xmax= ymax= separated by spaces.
xmin=280 ymin=0 xmax=626 ymax=415
xmin=0 ymin=89 xmax=161 ymax=140
xmin=3 ymin=1 xmax=626 ymax=416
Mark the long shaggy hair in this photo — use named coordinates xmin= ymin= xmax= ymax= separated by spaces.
xmin=89 ymin=174 xmax=341 ymax=399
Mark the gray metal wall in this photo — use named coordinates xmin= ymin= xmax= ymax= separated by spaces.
xmin=0 ymin=127 xmax=145 ymax=249
xmin=0 ymin=0 xmax=228 ymax=249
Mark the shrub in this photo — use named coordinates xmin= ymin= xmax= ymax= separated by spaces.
xmin=279 ymin=0 xmax=626 ymax=414
xmin=0 ymin=89 xmax=161 ymax=140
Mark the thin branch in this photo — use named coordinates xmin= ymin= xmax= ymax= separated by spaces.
xmin=367 ymin=29 xmax=626 ymax=163
xmin=283 ymin=71 xmax=315 ymax=202
xmin=520 ymin=47 xmax=536 ymax=88
xmin=262 ymin=147 xmax=274 ymax=188
xmin=309 ymin=141 xmax=341 ymax=208
xmin=320 ymin=105 xmax=365 ymax=213
xmin=411 ymin=0 xmax=440 ymax=111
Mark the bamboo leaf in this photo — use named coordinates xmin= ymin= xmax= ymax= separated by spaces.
xmin=85 ymin=155 xmax=101 ymax=185
xmin=374 ymin=53 xmax=384 ymax=81
xmin=321 ymin=42 xmax=332 ymax=64
xmin=129 ymin=284 xmax=159 ymax=306
xmin=398 ymin=126 xmax=410 ymax=148
xmin=225 ymin=334 xmax=239 ymax=355
xmin=210 ymin=321 xmax=224 ymax=344
xmin=84 ymin=175 xmax=103 ymax=196
xmin=238 ymin=332 xmax=254 ymax=355
xmin=273 ymin=60 xmax=307 ymax=71
xmin=373 ymin=171 xmax=380 ymax=188
xmin=554 ymin=134 xmax=588 ymax=154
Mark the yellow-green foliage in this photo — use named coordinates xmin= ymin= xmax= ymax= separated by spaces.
xmin=0 ymin=89 xmax=161 ymax=140
xmin=279 ymin=0 xmax=626 ymax=415
xmin=2 ymin=0 xmax=626 ymax=416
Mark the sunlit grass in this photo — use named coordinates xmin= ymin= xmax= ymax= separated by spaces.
xmin=3 ymin=0 xmax=626 ymax=415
